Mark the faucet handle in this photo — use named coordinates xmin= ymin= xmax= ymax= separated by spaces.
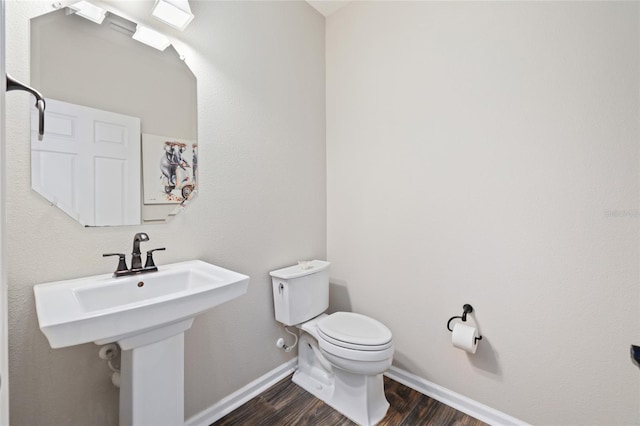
xmin=103 ymin=253 xmax=128 ymax=273
xmin=144 ymin=248 xmax=166 ymax=268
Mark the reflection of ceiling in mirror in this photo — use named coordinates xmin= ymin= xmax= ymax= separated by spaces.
xmin=30 ymin=8 xmax=198 ymax=226
xmin=31 ymin=10 xmax=196 ymax=140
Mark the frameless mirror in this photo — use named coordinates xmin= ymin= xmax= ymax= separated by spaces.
xmin=30 ymin=7 xmax=197 ymax=226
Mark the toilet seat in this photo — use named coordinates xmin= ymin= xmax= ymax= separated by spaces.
xmin=318 ymin=312 xmax=392 ymax=349
xmin=316 ymin=312 xmax=394 ymax=363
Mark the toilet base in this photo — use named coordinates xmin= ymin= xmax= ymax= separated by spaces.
xmin=293 ymin=334 xmax=390 ymax=426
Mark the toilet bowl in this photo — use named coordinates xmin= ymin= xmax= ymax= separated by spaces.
xmin=270 ymin=261 xmax=394 ymax=426
xmin=295 ymin=313 xmax=393 ymax=425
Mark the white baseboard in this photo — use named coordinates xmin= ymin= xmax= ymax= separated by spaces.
xmin=185 ymin=358 xmax=298 ymax=426
xmin=185 ymin=359 xmax=527 ymax=426
xmin=384 ymin=366 xmax=529 ymax=426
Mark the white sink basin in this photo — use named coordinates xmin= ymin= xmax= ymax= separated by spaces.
xmin=34 ymin=260 xmax=249 ymax=349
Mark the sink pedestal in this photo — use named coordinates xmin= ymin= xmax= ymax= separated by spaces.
xmin=118 ymin=319 xmax=194 ymax=426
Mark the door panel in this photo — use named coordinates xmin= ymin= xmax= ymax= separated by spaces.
xmin=32 ymin=150 xmax=78 ymax=219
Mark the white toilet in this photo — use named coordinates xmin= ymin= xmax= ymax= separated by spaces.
xmin=270 ymin=260 xmax=394 ymax=426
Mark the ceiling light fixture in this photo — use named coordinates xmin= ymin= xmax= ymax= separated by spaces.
xmin=151 ymin=0 xmax=194 ymax=31
xmin=132 ymin=24 xmax=171 ymax=51
xmin=67 ymin=1 xmax=107 ymax=24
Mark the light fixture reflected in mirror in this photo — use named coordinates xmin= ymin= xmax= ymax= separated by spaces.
xmin=61 ymin=1 xmax=175 ymax=53
xmin=67 ymin=0 xmax=107 ymax=24
xmin=152 ymin=0 xmax=194 ymax=31
xmin=132 ymin=24 xmax=171 ymax=51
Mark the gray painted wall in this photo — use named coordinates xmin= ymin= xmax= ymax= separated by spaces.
xmin=326 ymin=2 xmax=639 ymax=424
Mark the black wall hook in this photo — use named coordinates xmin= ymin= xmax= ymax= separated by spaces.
xmin=447 ymin=304 xmax=483 ymax=343
xmin=6 ymin=74 xmax=46 ymax=139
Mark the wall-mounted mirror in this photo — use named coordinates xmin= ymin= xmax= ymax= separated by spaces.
xmin=30 ymin=7 xmax=197 ymax=226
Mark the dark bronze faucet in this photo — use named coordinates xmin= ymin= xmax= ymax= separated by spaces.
xmin=104 ymin=233 xmax=165 ymax=277
xmin=131 ymin=232 xmax=149 ymax=270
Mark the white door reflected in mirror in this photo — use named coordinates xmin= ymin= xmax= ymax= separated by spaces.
xmin=32 ymin=99 xmax=141 ymax=226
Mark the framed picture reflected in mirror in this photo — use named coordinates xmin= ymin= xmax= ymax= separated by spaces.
xmin=142 ymin=133 xmax=198 ymax=205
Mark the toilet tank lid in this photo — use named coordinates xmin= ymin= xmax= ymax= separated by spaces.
xmin=269 ymin=260 xmax=330 ymax=279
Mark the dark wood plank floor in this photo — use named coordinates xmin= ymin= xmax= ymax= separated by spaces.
xmin=212 ymin=375 xmax=487 ymax=425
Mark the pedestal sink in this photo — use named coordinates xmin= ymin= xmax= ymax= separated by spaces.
xmin=33 ymin=260 xmax=249 ymax=425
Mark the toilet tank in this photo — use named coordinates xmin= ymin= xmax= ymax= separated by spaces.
xmin=270 ymin=260 xmax=330 ymax=326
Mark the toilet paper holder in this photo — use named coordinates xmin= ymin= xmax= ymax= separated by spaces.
xmin=447 ymin=304 xmax=483 ymax=343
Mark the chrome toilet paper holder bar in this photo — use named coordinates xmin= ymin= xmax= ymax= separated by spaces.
xmin=447 ymin=304 xmax=482 ymax=343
